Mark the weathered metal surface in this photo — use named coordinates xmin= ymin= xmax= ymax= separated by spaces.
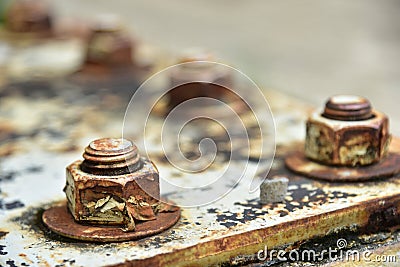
xmin=0 ymin=33 xmax=399 ymax=266
xmin=2 ymin=108 xmax=400 ymax=266
xmin=286 ymin=137 xmax=400 ymax=182
xmin=42 ymin=202 xmax=181 ymax=242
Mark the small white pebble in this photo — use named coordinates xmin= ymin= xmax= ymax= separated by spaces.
xmin=260 ymin=177 xmax=289 ymax=204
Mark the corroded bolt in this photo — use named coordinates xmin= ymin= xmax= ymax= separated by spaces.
xmin=5 ymin=0 xmax=52 ymax=34
xmin=85 ymin=16 xmax=134 ymax=67
xmin=305 ymin=95 xmax=391 ymax=166
xmin=64 ymin=138 xmax=160 ymax=231
xmin=167 ymin=49 xmax=233 ymax=110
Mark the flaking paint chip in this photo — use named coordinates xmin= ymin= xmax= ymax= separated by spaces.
xmin=260 ymin=177 xmax=288 ymax=204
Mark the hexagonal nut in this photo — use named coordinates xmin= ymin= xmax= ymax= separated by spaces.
xmin=305 ymin=110 xmax=391 ymax=166
xmin=167 ymin=51 xmax=233 ymax=111
xmin=85 ymin=30 xmax=134 ymax=66
xmin=64 ymin=158 xmax=159 ymax=226
xmin=5 ymin=0 xmax=52 ymax=33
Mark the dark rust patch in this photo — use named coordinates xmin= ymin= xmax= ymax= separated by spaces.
xmin=0 ymin=230 xmax=9 ymax=238
xmin=214 ymin=185 xmax=357 ymax=228
xmin=2 ymin=200 xmax=25 ymax=210
xmin=0 ymin=171 xmax=18 ymax=183
xmin=42 ymin=202 xmax=180 ymax=242
xmin=364 ymin=204 xmax=400 ymax=233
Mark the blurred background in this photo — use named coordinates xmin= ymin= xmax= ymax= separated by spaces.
xmin=47 ymin=0 xmax=400 ymax=130
xmin=1 ymin=0 xmax=400 ymax=133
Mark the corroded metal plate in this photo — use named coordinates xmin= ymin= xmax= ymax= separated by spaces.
xmin=42 ymin=203 xmax=181 ymax=242
xmin=285 ymin=137 xmax=400 ymax=182
xmin=1 ymin=37 xmax=400 ymax=265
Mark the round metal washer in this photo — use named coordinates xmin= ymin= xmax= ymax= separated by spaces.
xmin=42 ymin=202 xmax=180 ymax=242
xmin=285 ymin=137 xmax=400 ymax=182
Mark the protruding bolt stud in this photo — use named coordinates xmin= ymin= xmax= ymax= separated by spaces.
xmin=322 ymin=95 xmax=373 ymax=121
xmin=42 ymin=138 xmax=180 ymax=242
xmin=81 ymin=138 xmax=141 ymax=175
xmin=285 ymin=95 xmax=400 ymax=182
xmin=5 ymin=0 xmax=52 ymax=34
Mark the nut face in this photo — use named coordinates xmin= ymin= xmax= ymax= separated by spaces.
xmin=305 ymin=110 xmax=391 ymax=166
xmin=65 ymin=159 xmax=160 ymax=231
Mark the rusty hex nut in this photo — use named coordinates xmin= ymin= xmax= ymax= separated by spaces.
xmin=167 ymin=50 xmax=233 ymax=110
xmin=84 ymin=16 xmax=135 ymax=67
xmin=64 ymin=138 xmax=160 ymax=231
xmin=5 ymin=0 xmax=52 ymax=33
xmin=305 ymin=95 xmax=391 ymax=166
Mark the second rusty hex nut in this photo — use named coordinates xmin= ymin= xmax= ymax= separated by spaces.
xmin=305 ymin=95 xmax=391 ymax=166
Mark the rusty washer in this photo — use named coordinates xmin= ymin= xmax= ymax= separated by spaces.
xmin=43 ymin=138 xmax=180 ymax=242
xmin=285 ymin=95 xmax=400 ymax=181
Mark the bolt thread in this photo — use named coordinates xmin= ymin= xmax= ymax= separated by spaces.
xmin=322 ymin=95 xmax=373 ymax=121
xmin=80 ymin=138 xmax=141 ymax=175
